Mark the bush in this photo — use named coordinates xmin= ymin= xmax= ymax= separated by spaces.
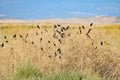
xmin=12 ymin=62 xmax=42 ymax=80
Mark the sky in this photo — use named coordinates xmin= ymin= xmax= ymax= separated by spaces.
xmin=0 ymin=0 xmax=120 ymax=19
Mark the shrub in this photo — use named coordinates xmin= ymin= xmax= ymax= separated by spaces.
xmin=12 ymin=62 xmax=42 ymax=80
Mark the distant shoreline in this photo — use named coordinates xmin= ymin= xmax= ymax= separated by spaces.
xmin=0 ymin=16 xmax=120 ymax=25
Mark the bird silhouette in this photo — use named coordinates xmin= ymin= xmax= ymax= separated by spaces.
xmin=40 ymin=47 xmax=44 ymax=51
xmin=53 ymin=43 xmax=56 ymax=46
xmin=5 ymin=41 xmax=8 ymax=43
xmin=1 ymin=43 xmax=4 ymax=47
xmin=54 ymin=25 xmax=57 ymax=28
xmin=87 ymin=28 xmax=92 ymax=34
xmin=4 ymin=36 xmax=7 ymax=39
xmin=31 ymin=41 xmax=34 ymax=44
xmin=57 ymin=24 xmax=61 ymax=26
xmin=19 ymin=34 xmax=23 ymax=38
xmin=55 ymin=52 xmax=57 ymax=57
xmin=58 ymin=39 xmax=61 ymax=44
xmin=13 ymin=34 xmax=16 ymax=38
xmin=57 ymin=48 xmax=61 ymax=54
xmin=37 ymin=25 xmax=40 ymax=29
xmin=66 ymin=26 xmax=69 ymax=30
xmin=40 ymin=38 xmax=42 ymax=42
xmin=101 ymin=41 xmax=103 ymax=46
xmin=79 ymin=27 xmax=82 ymax=34
xmin=90 ymin=23 xmax=93 ymax=26
xmin=48 ymin=40 xmax=50 ymax=43
xmin=82 ymin=25 xmax=85 ymax=29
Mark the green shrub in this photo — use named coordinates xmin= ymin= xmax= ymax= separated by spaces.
xmin=13 ymin=62 xmax=42 ymax=80
xmin=13 ymin=65 xmax=108 ymax=80
xmin=41 ymin=70 xmax=83 ymax=80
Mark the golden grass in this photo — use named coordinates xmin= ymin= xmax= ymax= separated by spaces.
xmin=0 ymin=23 xmax=120 ymax=80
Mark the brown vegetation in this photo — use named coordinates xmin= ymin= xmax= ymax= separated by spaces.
xmin=0 ymin=23 xmax=120 ymax=80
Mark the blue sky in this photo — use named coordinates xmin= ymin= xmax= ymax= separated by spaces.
xmin=0 ymin=0 xmax=120 ymax=19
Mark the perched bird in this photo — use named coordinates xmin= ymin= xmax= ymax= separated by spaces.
xmin=86 ymin=28 xmax=92 ymax=39
xmin=41 ymin=47 xmax=44 ymax=51
xmin=90 ymin=23 xmax=93 ymax=26
xmin=31 ymin=41 xmax=34 ymax=44
xmin=58 ymin=39 xmax=61 ymax=44
xmin=56 ymin=30 xmax=61 ymax=34
xmin=101 ymin=41 xmax=103 ymax=46
xmin=19 ymin=34 xmax=23 ymax=38
xmin=66 ymin=26 xmax=69 ymax=30
xmin=61 ymin=35 xmax=63 ymax=38
xmin=37 ymin=25 xmax=40 ymax=29
xmin=4 ymin=36 xmax=7 ymax=39
xmin=48 ymin=40 xmax=50 ymax=43
xmin=54 ymin=25 xmax=57 ymax=28
xmin=13 ymin=34 xmax=16 ymax=38
xmin=61 ymin=33 xmax=65 ymax=36
xmin=87 ymin=28 xmax=92 ymax=34
xmin=40 ymin=38 xmax=42 ymax=42
xmin=61 ymin=28 xmax=63 ymax=32
xmin=1 ymin=43 xmax=4 ymax=47
xmin=57 ymin=48 xmax=61 ymax=54
xmin=5 ymin=41 xmax=8 ymax=43
xmin=82 ymin=25 xmax=85 ymax=29
xmin=53 ymin=43 xmax=56 ymax=46
xmin=57 ymin=24 xmax=61 ymax=26
xmin=79 ymin=27 xmax=82 ymax=34
xmin=62 ymin=27 xmax=66 ymax=30
xmin=86 ymin=34 xmax=91 ymax=39
xmin=48 ymin=55 xmax=51 ymax=58
xmin=55 ymin=52 xmax=57 ymax=57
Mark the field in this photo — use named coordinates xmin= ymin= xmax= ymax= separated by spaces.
xmin=0 ymin=23 xmax=120 ymax=80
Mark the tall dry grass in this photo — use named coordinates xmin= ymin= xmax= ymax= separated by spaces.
xmin=0 ymin=23 xmax=120 ymax=80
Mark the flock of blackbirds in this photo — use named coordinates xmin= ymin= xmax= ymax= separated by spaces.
xmin=0 ymin=23 xmax=104 ymax=59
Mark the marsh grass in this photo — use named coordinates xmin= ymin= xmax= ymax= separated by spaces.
xmin=0 ymin=23 xmax=120 ymax=80
xmin=12 ymin=62 xmax=106 ymax=80
xmin=12 ymin=61 xmax=42 ymax=80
